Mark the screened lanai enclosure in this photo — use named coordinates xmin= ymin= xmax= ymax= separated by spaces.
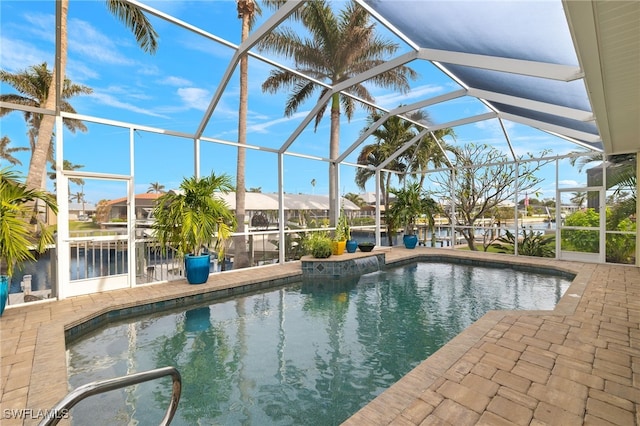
xmin=0 ymin=0 xmax=638 ymax=301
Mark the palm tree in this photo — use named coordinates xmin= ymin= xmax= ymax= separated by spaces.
xmin=70 ymin=191 xmax=85 ymax=204
xmin=147 ymin=182 xmax=165 ymax=194
xmin=0 ymin=136 xmax=28 ymax=166
xmin=48 ymin=159 xmax=84 ymax=192
xmin=356 ymin=111 xmax=416 ymax=243
xmin=1 ymin=63 xmax=92 ymax=189
xmin=261 ymin=0 xmax=418 ymax=224
xmin=26 ymin=0 xmax=158 ymax=191
xmin=344 ymin=192 xmax=365 ymax=207
xmin=70 ymin=189 xmax=87 ymax=218
xmin=420 ymin=195 xmax=442 ymax=247
xmin=152 ymin=172 xmax=236 ymax=261
xmin=234 ymin=0 xmax=260 ymax=269
xmin=0 ymin=167 xmax=57 ymax=277
xmin=406 ymin=128 xmax=457 ymax=186
xmin=570 ymin=151 xmax=636 ymax=200
xmin=234 ymin=0 xmax=289 ymax=268
xmin=570 ymin=191 xmax=587 ymax=209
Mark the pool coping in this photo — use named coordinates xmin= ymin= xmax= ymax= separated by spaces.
xmin=344 ymin=249 xmax=594 ymax=424
xmin=0 ymin=248 xmax=604 ymax=425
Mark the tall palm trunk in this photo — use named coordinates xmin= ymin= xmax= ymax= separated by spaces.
xmin=384 ymin=172 xmax=393 ymax=246
xmin=329 ymin=93 xmax=340 ymax=226
xmin=26 ymin=0 xmax=68 ymax=192
xmin=234 ymin=0 xmax=253 ymax=269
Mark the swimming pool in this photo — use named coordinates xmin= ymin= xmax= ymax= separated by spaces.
xmin=66 ymin=261 xmax=571 ymax=425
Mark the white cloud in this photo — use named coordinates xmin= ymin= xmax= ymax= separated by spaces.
xmin=374 ymin=84 xmax=446 ymax=109
xmin=22 ymin=12 xmax=55 ymax=44
xmin=88 ymin=92 xmax=168 ymax=118
xmin=160 ymin=76 xmax=193 ymax=87
xmin=177 ymin=87 xmax=211 ymax=110
xmin=247 ymin=111 xmax=310 ymax=134
xmin=68 ymin=19 xmax=135 ymax=66
xmin=0 ymin=37 xmax=50 ymax=71
xmin=138 ymin=65 xmax=161 ymax=76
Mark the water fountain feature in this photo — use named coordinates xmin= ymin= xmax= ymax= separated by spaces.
xmin=301 ymin=250 xmax=387 ymax=279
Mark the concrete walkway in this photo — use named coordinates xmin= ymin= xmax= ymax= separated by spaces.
xmin=1 ymin=248 xmax=639 ymax=425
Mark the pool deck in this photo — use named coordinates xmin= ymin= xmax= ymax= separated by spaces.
xmin=1 ymin=248 xmax=639 ymax=425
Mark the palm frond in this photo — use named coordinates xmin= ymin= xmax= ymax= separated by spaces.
xmin=106 ymin=0 xmax=159 ymax=54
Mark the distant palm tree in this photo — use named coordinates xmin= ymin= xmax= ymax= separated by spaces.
xmin=570 ymin=191 xmax=587 ymax=209
xmin=0 ymin=136 xmax=28 ymax=166
xmin=147 ymin=182 xmax=165 ymax=194
xmin=48 ymin=159 xmax=84 ymax=192
xmin=26 ymin=0 xmax=158 ymax=191
xmin=344 ymin=192 xmax=365 ymax=207
xmin=70 ymin=191 xmax=85 ymax=203
xmin=0 ymin=63 xmax=91 ymax=190
xmin=261 ymin=0 xmax=418 ymax=224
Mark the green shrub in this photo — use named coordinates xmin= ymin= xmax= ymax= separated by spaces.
xmin=306 ymin=231 xmax=332 ymax=258
xmin=606 ymin=217 xmax=636 ymax=263
xmin=492 ymin=228 xmax=555 ymax=258
xmin=563 ymin=208 xmax=599 ymax=252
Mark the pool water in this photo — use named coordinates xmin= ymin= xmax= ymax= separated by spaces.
xmin=66 ymin=262 xmax=571 ymax=425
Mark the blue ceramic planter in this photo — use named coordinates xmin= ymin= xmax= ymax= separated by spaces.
xmin=403 ymin=234 xmax=418 ymax=249
xmin=185 ymin=254 xmax=211 ymax=285
xmin=346 ymin=240 xmax=358 ymax=253
xmin=0 ymin=275 xmax=8 ymax=316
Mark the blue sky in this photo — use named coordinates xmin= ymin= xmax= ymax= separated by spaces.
xmin=1 ymin=0 xmax=590 ymax=206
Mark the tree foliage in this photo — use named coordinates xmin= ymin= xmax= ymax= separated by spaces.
xmin=260 ymin=0 xmax=417 ymax=224
xmin=151 ymin=172 xmax=237 ymax=259
xmin=0 ymin=167 xmax=57 ymax=276
xmin=431 ymin=143 xmax=551 ymax=250
xmin=492 ymin=228 xmax=555 ymax=258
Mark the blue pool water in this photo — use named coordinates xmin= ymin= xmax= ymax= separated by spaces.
xmin=66 ymin=262 xmax=571 ymax=425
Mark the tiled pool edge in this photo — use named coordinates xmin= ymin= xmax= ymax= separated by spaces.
xmin=5 ymin=249 xmax=594 ymax=426
xmin=64 ymin=270 xmax=303 ymax=343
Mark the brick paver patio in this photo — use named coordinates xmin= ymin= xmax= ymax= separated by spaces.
xmin=1 ymin=248 xmax=639 ymax=425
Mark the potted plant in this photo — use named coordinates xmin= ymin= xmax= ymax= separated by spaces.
xmin=388 ymin=181 xmax=424 ymax=249
xmin=151 ymin=172 xmax=236 ymax=284
xmin=0 ymin=168 xmax=57 ymax=315
xmin=333 ymin=211 xmax=354 ymax=254
xmin=307 ymin=231 xmax=332 ymax=259
xmin=340 ymin=213 xmax=358 ymax=253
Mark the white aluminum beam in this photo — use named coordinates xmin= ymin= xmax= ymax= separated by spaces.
xmin=500 ymin=112 xmax=601 ymax=143
xmin=418 ymin=48 xmax=584 ymax=81
xmin=468 ymin=88 xmax=595 ymax=122
xmin=424 ymin=112 xmax=498 ymax=133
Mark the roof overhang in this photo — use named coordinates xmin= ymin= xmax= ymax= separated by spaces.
xmin=563 ymin=0 xmax=640 ymax=155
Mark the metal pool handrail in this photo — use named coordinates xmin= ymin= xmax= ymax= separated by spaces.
xmin=38 ymin=366 xmax=181 ymax=426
